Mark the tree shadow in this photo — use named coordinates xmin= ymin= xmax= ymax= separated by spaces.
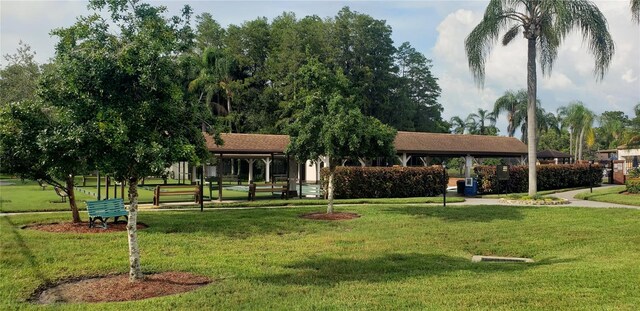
xmin=2 ymin=217 xmax=51 ymax=286
xmin=387 ymin=205 xmax=525 ymax=222
xmin=260 ymin=253 xmax=573 ymax=286
xmin=141 ymin=208 xmax=343 ymax=238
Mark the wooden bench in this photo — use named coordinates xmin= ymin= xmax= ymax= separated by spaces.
xmin=248 ymin=180 xmax=289 ymax=201
xmin=37 ymin=179 xmax=48 ymax=191
xmin=86 ymin=198 xmax=128 ymax=228
xmin=54 ymin=186 xmax=68 ymax=202
xmin=153 ymin=185 xmax=201 ymax=206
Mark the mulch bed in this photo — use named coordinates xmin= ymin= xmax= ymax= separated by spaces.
xmin=22 ymin=221 xmax=148 ymax=233
xmin=300 ymin=212 xmax=361 ymax=220
xmin=31 ymin=272 xmax=212 ymax=304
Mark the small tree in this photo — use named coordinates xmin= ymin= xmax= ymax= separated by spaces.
xmin=49 ymin=0 xmax=208 ymax=281
xmin=0 ymin=99 xmax=88 ymax=223
xmin=286 ymin=58 xmax=396 ymax=213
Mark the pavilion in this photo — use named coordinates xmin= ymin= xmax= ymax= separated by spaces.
xmin=196 ymin=131 xmax=528 ymax=200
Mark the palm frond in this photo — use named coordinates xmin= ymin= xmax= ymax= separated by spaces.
xmin=464 ymin=0 xmax=512 ymax=87
xmin=502 ymin=24 xmax=521 ymax=46
xmin=631 ymin=0 xmax=640 ymax=23
xmin=552 ymin=0 xmax=615 ymax=80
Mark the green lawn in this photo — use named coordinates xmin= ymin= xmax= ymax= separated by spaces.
xmin=2 ymin=204 xmax=640 ymax=310
xmin=1 ymin=178 xmax=464 ymax=213
xmin=574 ymin=185 xmax=640 ymax=206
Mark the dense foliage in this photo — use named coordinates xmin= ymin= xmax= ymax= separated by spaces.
xmin=185 ymin=7 xmax=447 ymax=134
xmin=474 ymin=164 xmax=602 ymax=194
xmin=320 ymin=167 xmax=447 ymax=199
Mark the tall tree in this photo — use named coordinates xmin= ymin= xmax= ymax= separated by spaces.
xmin=395 ymin=42 xmax=447 ymax=132
xmin=632 ymin=0 xmax=640 ymax=23
xmin=0 ymin=41 xmax=41 ymax=106
xmin=50 ymin=0 xmax=208 ymax=281
xmin=465 ymin=0 xmax=614 ymax=196
xmin=597 ymin=111 xmax=629 ymax=149
xmin=286 ymin=58 xmax=396 ymax=214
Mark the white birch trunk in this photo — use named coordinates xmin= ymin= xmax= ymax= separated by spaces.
xmin=327 ymin=166 xmax=335 ymax=214
xmin=127 ymin=177 xmax=144 ymax=281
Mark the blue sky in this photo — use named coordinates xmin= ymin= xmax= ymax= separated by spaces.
xmin=2 ymin=1 xmax=639 ymax=136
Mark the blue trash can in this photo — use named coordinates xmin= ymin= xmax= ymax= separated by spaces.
xmin=463 ymin=178 xmax=478 ymax=196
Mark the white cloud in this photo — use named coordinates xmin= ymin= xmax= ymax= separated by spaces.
xmin=622 ymin=69 xmax=638 ymax=83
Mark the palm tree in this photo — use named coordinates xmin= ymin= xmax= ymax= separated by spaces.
xmin=632 ymin=0 xmax=640 ymax=23
xmin=493 ymin=89 xmax=527 ymax=137
xmin=450 ymin=116 xmax=467 ymax=134
xmin=558 ymin=101 xmax=594 ymax=161
xmin=465 ymin=0 xmax=614 ymax=196
xmin=468 ymin=108 xmax=497 ymax=135
xmin=189 ymin=47 xmax=238 ymax=131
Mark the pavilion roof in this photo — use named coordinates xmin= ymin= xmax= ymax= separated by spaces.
xmin=204 ymin=131 xmax=528 ymax=157
xmin=393 ymin=131 xmax=527 ymax=157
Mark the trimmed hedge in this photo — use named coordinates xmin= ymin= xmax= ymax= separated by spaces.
xmin=627 ymin=168 xmax=640 ymax=194
xmin=474 ymin=164 xmax=602 ymax=194
xmin=320 ymin=166 xmax=447 ymax=199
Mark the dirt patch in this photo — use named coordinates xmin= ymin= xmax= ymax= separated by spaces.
xmin=300 ymin=212 xmax=361 ymax=220
xmin=22 ymin=221 xmax=148 ymax=233
xmin=31 ymin=272 xmax=211 ymax=304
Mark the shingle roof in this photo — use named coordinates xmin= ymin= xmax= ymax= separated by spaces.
xmin=393 ymin=131 xmax=527 ymax=156
xmin=537 ymin=149 xmax=571 ymax=159
xmin=204 ymin=131 xmax=528 ymax=157
xmin=205 ymin=133 xmax=290 ymax=154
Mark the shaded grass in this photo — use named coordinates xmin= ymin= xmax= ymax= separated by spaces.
xmin=575 ymin=185 xmax=640 ymax=206
xmin=2 ymin=204 xmax=640 ymax=309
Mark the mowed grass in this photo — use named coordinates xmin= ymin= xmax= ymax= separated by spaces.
xmin=575 ymin=185 xmax=640 ymax=206
xmin=2 ymin=204 xmax=640 ymax=310
xmin=0 ymin=179 xmax=95 ymax=213
xmin=1 ymin=179 xmax=464 ymax=213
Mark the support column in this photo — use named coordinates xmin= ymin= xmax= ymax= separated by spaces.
xmin=97 ymin=171 xmax=101 ymax=200
xmin=217 ymin=154 xmax=223 ymax=201
xmin=246 ymin=159 xmax=256 ymax=182
xmin=420 ymin=156 xmax=431 ymax=167
xmin=465 ymin=155 xmax=473 ymax=179
xmin=398 ymin=153 xmax=412 ymax=167
xmin=358 ymin=157 xmax=367 ymax=167
xmin=262 ymin=158 xmax=272 ymax=183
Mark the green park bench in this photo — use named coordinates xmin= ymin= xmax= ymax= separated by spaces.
xmin=86 ymin=198 xmax=128 ymax=229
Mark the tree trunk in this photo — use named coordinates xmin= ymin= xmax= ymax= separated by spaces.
xmin=526 ymin=38 xmax=538 ymax=196
xmin=127 ymin=176 xmax=144 ymax=282
xmin=569 ymin=128 xmax=573 ymax=163
xmin=327 ymin=160 xmax=335 ymax=214
xmin=65 ymin=174 xmax=81 ymax=223
xmin=578 ymin=127 xmax=585 ymax=161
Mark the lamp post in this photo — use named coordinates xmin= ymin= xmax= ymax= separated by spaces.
xmin=589 ymin=160 xmax=594 ymax=193
xmin=442 ymin=162 xmax=447 ymax=207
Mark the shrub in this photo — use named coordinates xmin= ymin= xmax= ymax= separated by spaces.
xmin=626 ymin=168 xmax=640 ymax=194
xmin=320 ymin=166 xmax=447 ymax=199
xmin=474 ymin=164 xmax=602 ymax=194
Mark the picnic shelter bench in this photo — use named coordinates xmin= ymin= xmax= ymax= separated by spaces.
xmin=248 ymin=178 xmax=289 ymax=201
xmin=86 ymin=198 xmax=128 ymax=229
xmin=153 ymin=184 xmax=201 ymax=206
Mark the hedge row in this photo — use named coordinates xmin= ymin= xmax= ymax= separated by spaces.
xmin=320 ymin=166 xmax=447 ymax=199
xmin=474 ymin=164 xmax=602 ymax=194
